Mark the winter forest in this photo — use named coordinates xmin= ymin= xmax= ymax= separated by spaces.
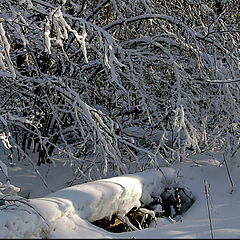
xmin=0 ymin=0 xmax=240 ymax=238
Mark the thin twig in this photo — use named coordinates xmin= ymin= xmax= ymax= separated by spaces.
xmin=223 ymin=154 xmax=234 ymax=194
xmin=204 ymin=180 xmax=213 ymax=239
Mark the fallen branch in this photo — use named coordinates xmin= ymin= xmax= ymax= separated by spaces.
xmin=116 ymin=213 xmax=139 ymax=231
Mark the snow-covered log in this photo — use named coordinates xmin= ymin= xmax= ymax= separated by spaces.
xmin=0 ymin=168 xmax=177 ymax=238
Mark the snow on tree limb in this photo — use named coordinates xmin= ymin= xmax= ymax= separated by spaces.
xmin=0 ymin=0 xmax=239 ymax=181
xmin=0 ymin=22 xmax=16 ymax=79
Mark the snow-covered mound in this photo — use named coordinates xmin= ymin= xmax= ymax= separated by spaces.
xmin=0 ymin=167 xmax=177 ymax=238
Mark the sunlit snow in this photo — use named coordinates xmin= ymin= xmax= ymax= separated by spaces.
xmin=1 ymin=154 xmax=240 ymax=238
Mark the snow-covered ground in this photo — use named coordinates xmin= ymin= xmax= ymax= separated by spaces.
xmin=1 ymin=150 xmax=240 ymax=238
